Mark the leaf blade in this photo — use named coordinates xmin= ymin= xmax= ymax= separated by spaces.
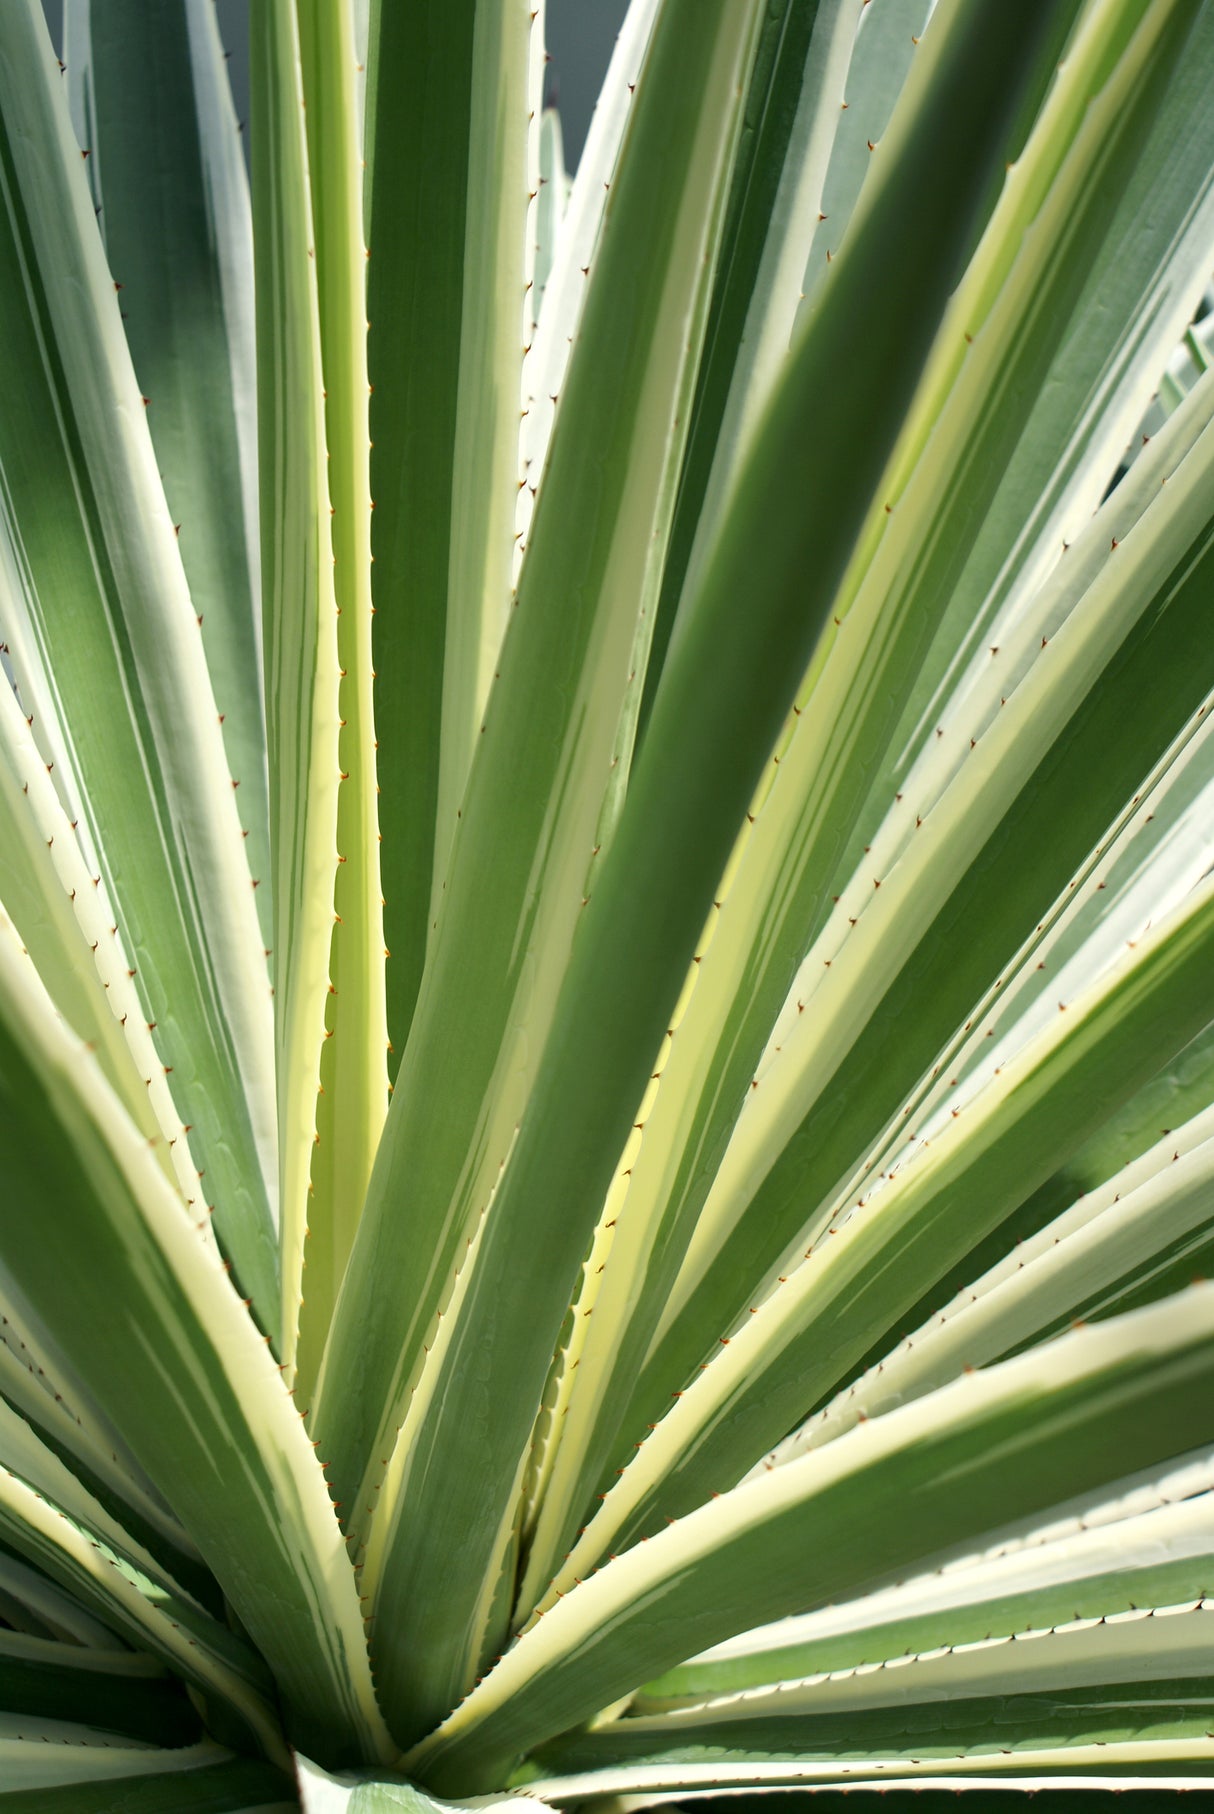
xmin=0 ymin=0 xmax=277 ymax=1332
xmin=410 ymin=1287 xmax=1214 ymax=1792
xmin=0 ymin=906 xmax=391 ymax=1769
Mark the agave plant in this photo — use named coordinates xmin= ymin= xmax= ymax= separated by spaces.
xmin=1 ymin=0 xmax=1214 ymax=1805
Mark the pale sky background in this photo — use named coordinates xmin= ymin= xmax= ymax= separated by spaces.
xmin=39 ymin=2 xmax=631 ymax=169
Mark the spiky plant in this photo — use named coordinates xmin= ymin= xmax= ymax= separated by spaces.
xmin=1 ymin=0 xmax=1213 ymax=1807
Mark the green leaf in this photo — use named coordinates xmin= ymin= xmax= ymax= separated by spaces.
xmin=366 ymin=1 xmax=541 ymax=1081
xmin=551 ymin=871 xmax=1214 ymax=1582
xmin=290 ymin=0 xmax=389 ymax=1417
xmin=0 ymin=1731 xmax=239 ymax=1794
xmin=62 ymin=0 xmax=270 ymax=955
xmin=514 ymin=0 xmax=658 ymax=584
xmin=638 ymin=1481 xmax=1214 ymax=1703
xmin=0 ymin=0 xmax=277 ymax=1333
xmin=409 ymin=1287 xmax=1214 ymax=1793
xmin=830 ymin=0 xmax=1214 ymax=917
xmin=633 ymin=366 xmax=1214 ymax=1461
xmin=4 ymin=0 xmax=1214 ymax=1799
xmin=0 ymin=1381 xmax=283 ymax=1758
xmin=635 ymin=0 xmax=864 ymax=739
xmin=0 ymin=905 xmax=391 ymax=1769
xmin=0 ymin=1155 xmax=203 ymax=1580
xmin=774 ymin=1102 xmax=1214 ymax=1463
xmin=0 ymin=1754 xmax=296 ymax=1812
xmin=0 ymin=667 xmax=198 ymax=1211
xmin=357 ymin=0 xmax=1089 ymax=1746
xmin=533 ymin=108 xmax=567 ymax=312
xmin=0 ymin=1379 xmax=213 ymax=1619
xmin=316 ymin=7 xmax=770 ymax=1727
xmin=536 ymin=1672 xmax=1214 ymax=1777
xmin=0 ymin=1633 xmax=198 ymax=1748
xmin=0 ymin=1551 xmax=120 ymax=1649
xmin=296 ymin=1755 xmax=536 ymax=1814
xmin=0 ymin=1253 xmax=202 ymax=1591
xmin=518 ymin=1757 xmax=1214 ymax=1799
xmin=250 ymin=0 xmax=341 ymax=1386
xmin=870 ymin=693 xmax=1214 ymax=1280
xmin=988 ymin=1014 xmax=1214 ymax=1292
xmin=428 ymin=2 xmax=544 ymax=910
xmin=794 ymin=0 xmax=932 ymax=321
xmin=516 ymin=0 xmax=1198 ymax=1609
xmin=331 ymin=0 xmax=780 ymax=1746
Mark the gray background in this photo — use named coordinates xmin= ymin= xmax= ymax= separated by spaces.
xmin=38 ymin=2 xmax=631 ymax=169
